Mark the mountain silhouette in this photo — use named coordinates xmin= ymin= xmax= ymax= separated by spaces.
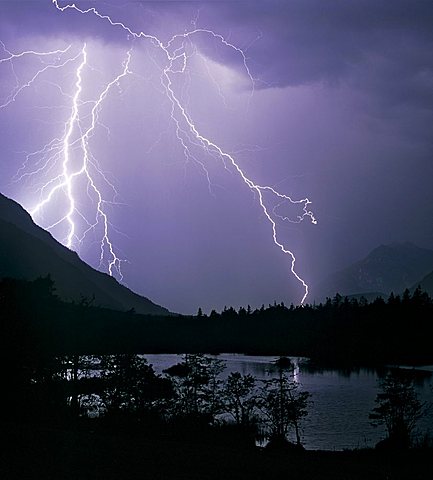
xmin=314 ymin=242 xmax=433 ymax=301
xmin=412 ymin=270 xmax=433 ymax=297
xmin=0 ymin=193 xmax=169 ymax=315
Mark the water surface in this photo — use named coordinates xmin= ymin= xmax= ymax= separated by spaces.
xmin=145 ymin=353 xmax=433 ymax=450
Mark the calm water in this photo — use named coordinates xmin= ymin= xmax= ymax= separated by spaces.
xmin=145 ymin=353 xmax=433 ymax=451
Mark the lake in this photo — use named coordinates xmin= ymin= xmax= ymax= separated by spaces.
xmin=144 ymin=353 xmax=433 ymax=451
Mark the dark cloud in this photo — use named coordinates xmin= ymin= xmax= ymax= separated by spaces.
xmin=3 ymin=1 xmax=432 ymax=109
xmin=198 ymin=1 xmax=433 ymax=110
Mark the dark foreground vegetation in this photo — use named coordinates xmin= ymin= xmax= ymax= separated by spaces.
xmin=1 ymin=276 xmax=433 ymax=364
xmin=1 ymin=276 xmax=433 ymax=478
xmin=3 ymin=422 xmax=433 ymax=480
xmin=0 ymin=347 xmax=432 ymax=479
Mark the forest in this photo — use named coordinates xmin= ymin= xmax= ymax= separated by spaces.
xmin=1 ymin=276 xmax=432 ymax=364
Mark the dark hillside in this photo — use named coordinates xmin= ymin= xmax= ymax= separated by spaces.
xmin=0 ymin=194 xmax=169 ymax=315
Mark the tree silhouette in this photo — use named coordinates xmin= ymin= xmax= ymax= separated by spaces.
xmin=259 ymin=358 xmax=310 ymax=447
xmin=370 ymin=370 xmax=425 ymax=449
xmin=164 ymin=354 xmax=225 ymax=421
xmin=99 ymin=354 xmax=173 ymax=416
xmin=223 ymin=372 xmax=258 ymax=427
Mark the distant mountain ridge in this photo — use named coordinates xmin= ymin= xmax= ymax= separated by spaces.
xmin=412 ymin=270 xmax=433 ymax=297
xmin=0 ymin=193 xmax=169 ymax=315
xmin=314 ymin=242 xmax=433 ymax=301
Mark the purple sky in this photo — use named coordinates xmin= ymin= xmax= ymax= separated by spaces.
xmin=1 ymin=0 xmax=432 ymax=314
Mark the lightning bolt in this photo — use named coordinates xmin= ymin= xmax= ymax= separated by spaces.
xmin=51 ymin=0 xmax=317 ymax=303
xmin=78 ymin=50 xmax=132 ymax=279
xmin=30 ymin=44 xmax=88 ymax=249
xmin=2 ymin=41 xmax=131 ymax=281
xmin=3 ymin=1 xmax=317 ymax=304
xmin=0 ymin=41 xmax=74 ymax=109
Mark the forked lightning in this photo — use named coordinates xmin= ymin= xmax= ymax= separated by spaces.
xmin=0 ymin=0 xmax=317 ymax=303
